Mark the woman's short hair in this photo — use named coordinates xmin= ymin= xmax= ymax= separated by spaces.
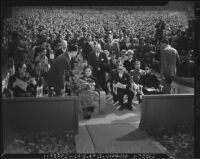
xmin=161 ymin=39 xmax=169 ymax=45
xmin=16 ymin=61 xmax=26 ymax=70
xmin=83 ymin=65 xmax=93 ymax=73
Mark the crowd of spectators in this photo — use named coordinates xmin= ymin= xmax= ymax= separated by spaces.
xmin=1 ymin=6 xmax=195 ymax=99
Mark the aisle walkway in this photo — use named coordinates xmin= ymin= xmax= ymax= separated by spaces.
xmin=75 ymin=97 xmax=167 ymax=154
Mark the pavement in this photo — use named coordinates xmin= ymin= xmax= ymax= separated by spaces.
xmin=75 ymin=95 xmax=168 ymax=154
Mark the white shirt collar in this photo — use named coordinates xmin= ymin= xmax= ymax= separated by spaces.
xmin=68 ymin=53 xmax=72 ymax=61
xmin=96 ymin=52 xmax=100 ymax=56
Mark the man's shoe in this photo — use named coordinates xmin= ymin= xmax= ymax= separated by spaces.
xmin=83 ymin=114 xmax=91 ymax=119
xmin=127 ymin=106 xmax=133 ymax=111
xmin=87 ymin=107 xmax=94 ymax=113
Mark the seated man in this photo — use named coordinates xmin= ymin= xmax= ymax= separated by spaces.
xmin=108 ymin=62 xmax=134 ymax=111
xmin=130 ymin=61 xmax=145 ymax=103
xmin=130 ymin=60 xmax=146 ymax=84
xmin=123 ymin=50 xmax=136 ymax=73
xmin=139 ymin=65 xmax=162 ymax=94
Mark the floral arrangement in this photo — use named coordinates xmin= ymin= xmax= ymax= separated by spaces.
xmin=68 ymin=76 xmax=96 ymax=95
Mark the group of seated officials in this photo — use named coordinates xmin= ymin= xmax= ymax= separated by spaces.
xmin=3 ymin=41 xmax=163 ymax=119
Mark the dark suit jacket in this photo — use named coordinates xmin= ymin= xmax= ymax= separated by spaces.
xmin=46 ymin=53 xmax=71 ymax=93
xmin=82 ymin=41 xmax=94 ymax=61
xmin=123 ymin=59 xmax=136 ymax=73
xmin=139 ymin=73 xmax=160 ymax=89
xmin=119 ymin=41 xmax=135 ymax=51
xmin=7 ymin=72 xmax=35 ymax=97
xmin=88 ymin=52 xmax=109 ymax=77
xmin=104 ymin=41 xmax=120 ymax=57
xmin=109 ymin=70 xmax=131 ymax=92
xmin=55 ymin=49 xmax=64 ymax=59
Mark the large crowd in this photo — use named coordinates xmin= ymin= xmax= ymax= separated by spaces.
xmin=1 ymin=6 xmax=195 ymax=118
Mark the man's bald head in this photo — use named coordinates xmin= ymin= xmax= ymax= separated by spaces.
xmin=61 ymin=40 xmax=68 ymax=52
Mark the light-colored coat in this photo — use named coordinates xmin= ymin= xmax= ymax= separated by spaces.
xmin=160 ymin=45 xmax=180 ymax=78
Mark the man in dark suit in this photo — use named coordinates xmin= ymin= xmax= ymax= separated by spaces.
xmin=109 ymin=62 xmax=134 ymax=110
xmin=139 ymin=65 xmax=161 ymax=94
xmin=104 ymin=34 xmax=120 ymax=58
xmin=82 ymin=34 xmax=94 ymax=61
xmin=123 ymin=50 xmax=136 ymax=73
xmin=88 ymin=43 xmax=109 ymax=94
xmin=46 ymin=40 xmax=78 ymax=96
xmin=54 ymin=39 xmax=67 ymax=59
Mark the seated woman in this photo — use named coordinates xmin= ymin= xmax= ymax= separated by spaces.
xmin=139 ymin=65 xmax=162 ymax=94
xmin=79 ymin=65 xmax=100 ymax=119
xmin=7 ymin=62 xmax=37 ymax=97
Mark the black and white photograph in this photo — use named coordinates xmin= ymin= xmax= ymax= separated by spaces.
xmin=1 ymin=1 xmax=199 ymax=158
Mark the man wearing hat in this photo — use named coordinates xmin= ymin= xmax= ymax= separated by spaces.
xmin=123 ymin=50 xmax=136 ymax=73
xmin=108 ymin=61 xmax=134 ymax=110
